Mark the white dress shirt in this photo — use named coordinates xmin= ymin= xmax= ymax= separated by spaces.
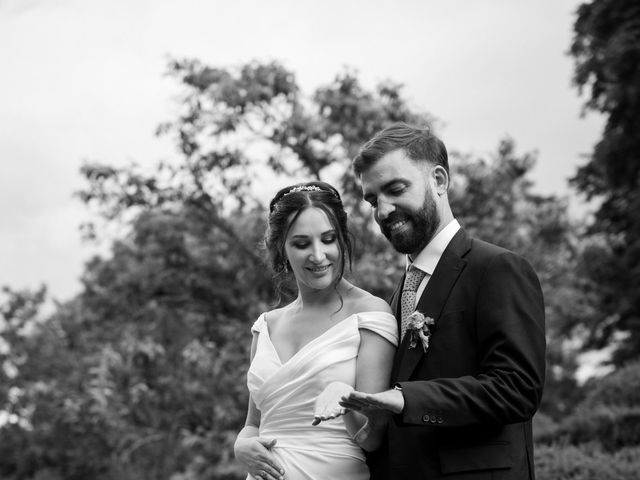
xmin=406 ymin=219 xmax=461 ymax=306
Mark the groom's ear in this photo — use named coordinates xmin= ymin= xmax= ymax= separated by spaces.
xmin=432 ymin=165 xmax=449 ymax=195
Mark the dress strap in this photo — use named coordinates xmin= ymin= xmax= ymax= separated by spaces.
xmin=356 ymin=311 xmax=399 ymax=346
xmin=251 ymin=312 xmax=267 ymax=334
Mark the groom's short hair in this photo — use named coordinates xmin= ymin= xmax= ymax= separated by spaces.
xmin=353 ymin=123 xmax=449 ymax=176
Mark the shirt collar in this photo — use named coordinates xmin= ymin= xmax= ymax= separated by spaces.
xmin=406 ymin=219 xmax=461 ymax=275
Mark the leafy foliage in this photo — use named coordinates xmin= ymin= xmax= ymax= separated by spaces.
xmin=0 ymin=287 xmax=116 ymax=480
xmin=2 ymin=59 xmax=434 ymax=479
xmin=534 ymin=363 xmax=640 ymax=478
xmin=0 ymin=57 xmax=599 ymax=478
xmin=537 ymin=362 xmax=640 ymax=450
xmin=570 ymin=0 xmax=640 ymax=363
xmin=535 ymin=444 xmax=640 ymax=480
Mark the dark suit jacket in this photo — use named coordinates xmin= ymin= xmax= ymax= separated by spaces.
xmin=369 ymin=228 xmax=546 ymax=480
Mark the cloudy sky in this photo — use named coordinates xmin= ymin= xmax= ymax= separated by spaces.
xmin=0 ymin=0 xmax=604 ymax=303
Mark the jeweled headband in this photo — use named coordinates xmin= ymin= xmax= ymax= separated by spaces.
xmin=270 ymin=184 xmax=340 ymax=212
xmin=286 ymin=185 xmax=323 ymax=194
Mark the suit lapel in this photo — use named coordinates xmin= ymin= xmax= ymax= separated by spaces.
xmin=389 ymin=277 xmax=405 ymax=380
xmin=389 ymin=277 xmax=403 ymax=320
xmin=395 ymin=229 xmax=471 ymax=382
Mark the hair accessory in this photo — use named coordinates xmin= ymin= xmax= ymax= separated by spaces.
xmin=270 ymin=184 xmax=339 ymax=212
xmin=286 ymin=185 xmax=322 ymax=194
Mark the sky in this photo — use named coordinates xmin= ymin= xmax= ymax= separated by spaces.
xmin=0 ymin=0 xmax=604 ymax=304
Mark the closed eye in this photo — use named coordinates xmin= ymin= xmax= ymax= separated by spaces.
xmin=322 ymin=233 xmax=337 ymax=244
xmin=387 ymin=183 xmax=408 ymax=196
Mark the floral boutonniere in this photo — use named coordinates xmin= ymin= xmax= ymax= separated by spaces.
xmin=406 ymin=311 xmax=436 ymax=352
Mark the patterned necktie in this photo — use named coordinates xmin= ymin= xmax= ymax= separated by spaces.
xmin=400 ymin=265 xmax=427 ymax=341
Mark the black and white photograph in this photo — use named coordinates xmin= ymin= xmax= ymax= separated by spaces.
xmin=1 ymin=1 xmax=638 ymax=479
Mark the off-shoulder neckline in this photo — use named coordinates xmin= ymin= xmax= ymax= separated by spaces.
xmin=258 ymin=311 xmax=394 ymax=364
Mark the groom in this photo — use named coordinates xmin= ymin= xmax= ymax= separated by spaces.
xmin=342 ymin=123 xmax=546 ymax=479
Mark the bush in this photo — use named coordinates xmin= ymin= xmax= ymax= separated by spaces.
xmin=536 ymin=362 xmax=640 ymax=449
xmin=535 ymin=443 xmax=640 ymax=480
xmin=580 ymin=361 xmax=640 ymax=409
xmin=559 ymin=405 xmax=640 ymax=449
xmin=532 ymin=412 xmax=558 ymax=442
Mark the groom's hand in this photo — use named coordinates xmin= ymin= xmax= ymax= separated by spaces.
xmin=339 ymin=388 xmax=405 ymax=415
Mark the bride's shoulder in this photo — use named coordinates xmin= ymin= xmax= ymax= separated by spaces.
xmin=345 ymin=287 xmax=392 ymax=315
xmin=345 ymin=288 xmax=397 ymax=344
xmin=263 ymin=303 xmax=295 ymax=328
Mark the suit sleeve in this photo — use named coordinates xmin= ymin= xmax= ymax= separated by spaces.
xmin=398 ymin=251 xmax=546 ymax=427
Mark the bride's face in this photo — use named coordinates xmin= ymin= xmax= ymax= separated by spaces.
xmin=284 ymin=207 xmax=342 ymax=292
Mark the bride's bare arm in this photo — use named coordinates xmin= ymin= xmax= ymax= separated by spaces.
xmin=343 ymin=327 xmax=396 ymax=451
xmin=234 ymin=332 xmax=285 ymax=480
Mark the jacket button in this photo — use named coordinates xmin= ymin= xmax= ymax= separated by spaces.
xmin=422 ymin=414 xmax=430 ymax=423
xmin=436 ymin=416 xmax=444 ymax=424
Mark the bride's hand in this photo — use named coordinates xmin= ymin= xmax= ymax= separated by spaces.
xmin=312 ymin=381 xmax=354 ymax=425
xmin=234 ymin=436 xmax=285 ymax=480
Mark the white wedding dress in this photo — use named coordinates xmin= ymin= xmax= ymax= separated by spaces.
xmin=247 ymin=311 xmax=398 ymax=480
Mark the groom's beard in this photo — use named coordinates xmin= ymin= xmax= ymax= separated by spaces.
xmin=381 ymin=194 xmax=440 ymax=256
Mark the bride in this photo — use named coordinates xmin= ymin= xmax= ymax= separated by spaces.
xmin=234 ymin=182 xmax=398 ymax=480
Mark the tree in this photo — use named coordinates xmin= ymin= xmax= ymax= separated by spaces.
xmin=74 ymin=58 xmax=587 ymax=474
xmin=1 ymin=58 xmax=586 ymax=478
xmin=5 ymin=60 xmax=432 ymax=480
xmin=0 ymin=287 xmax=116 ymax=480
xmin=570 ymin=0 xmax=640 ymax=364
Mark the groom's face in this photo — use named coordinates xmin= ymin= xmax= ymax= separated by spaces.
xmin=360 ymin=149 xmax=441 ymax=257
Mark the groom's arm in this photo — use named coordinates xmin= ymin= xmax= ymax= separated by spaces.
xmin=398 ymin=251 xmax=546 ymax=427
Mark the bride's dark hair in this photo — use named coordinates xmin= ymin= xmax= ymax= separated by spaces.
xmin=265 ymin=181 xmax=353 ymax=304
